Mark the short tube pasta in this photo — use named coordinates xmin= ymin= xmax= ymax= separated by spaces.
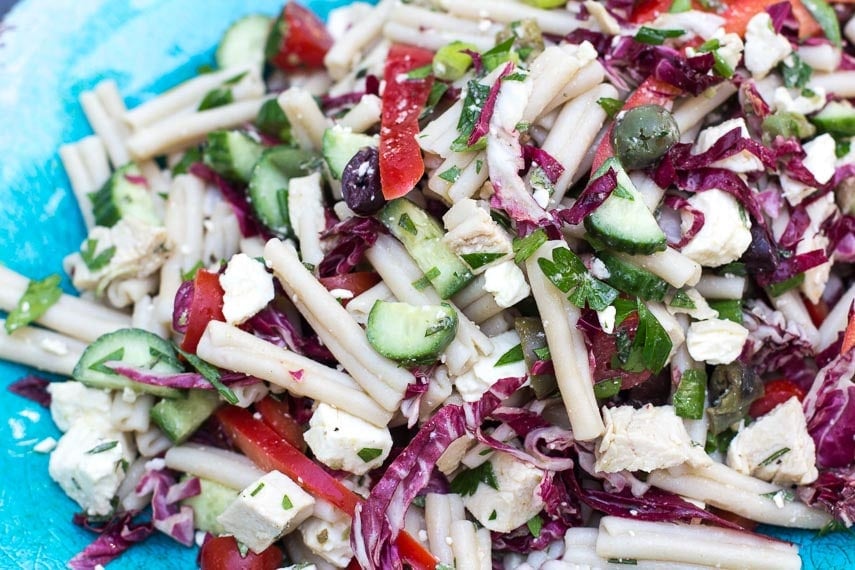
xmin=165 ymin=443 xmax=265 ymax=490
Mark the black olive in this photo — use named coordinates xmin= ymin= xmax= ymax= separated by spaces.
xmin=341 ymin=147 xmax=384 ymax=216
xmin=612 ymin=104 xmax=680 ymax=169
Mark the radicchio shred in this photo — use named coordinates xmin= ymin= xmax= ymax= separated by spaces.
xmin=317 ymin=216 xmax=386 ymax=278
xmin=69 ymin=511 xmax=155 ymax=570
xmin=7 ymin=374 xmax=51 ymax=408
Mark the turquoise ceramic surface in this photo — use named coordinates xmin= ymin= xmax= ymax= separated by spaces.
xmin=0 ymin=1 xmax=852 ymax=568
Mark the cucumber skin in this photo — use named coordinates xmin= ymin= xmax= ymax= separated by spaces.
xmin=322 ymin=127 xmax=377 ymax=180
xmin=90 ymin=163 xmax=159 ymax=228
xmin=247 ymin=146 xmax=318 ymax=238
xmin=203 ymin=130 xmax=264 ymax=183
xmin=379 ymin=199 xmax=474 ymax=299
xmin=811 ymin=101 xmax=855 ymax=137
xmin=215 ymin=14 xmax=272 ymax=70
xmin=150 ymin=389 xmax=221 ymax=444
xmin=181 ymin=476 xmax=238 ymax=535
xmin=366 ymin=301 xmax=458 ymax=365
xmin=72 ymin=328 xmax=183 ymax=399
xmin=598 ymin=251 xmax=668 ymax=301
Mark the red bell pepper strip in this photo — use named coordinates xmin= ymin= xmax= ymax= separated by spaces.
xmin=255 ymin=396 xmax=306 ymax=452
xmin=591 ymin=77 xmax=682 ymax=173
xmin=631 ymin=0 xmax=690 ymax=23
xmin=721 ymin=0 xmax=783 ymax=36
xmin=216 ymin=407 xmax=438 ymax=570
xmin=379 ymin=43 xmax=435 ymax=200
xmin=267 ymin=1 xmax=333 ymax=72
xmin=179 ymin=269 xmax=225 ymax=353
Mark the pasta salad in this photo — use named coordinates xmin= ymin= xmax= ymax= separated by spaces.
xmin=3 ymin=0 xmax=855 ymax=568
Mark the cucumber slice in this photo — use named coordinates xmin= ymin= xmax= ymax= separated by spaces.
xmin=583 ymin=158 xmax=667 ymax=255
xmin=89 ymin=163 xmax=159 ymax=228
xmin=72 ymin=328 xmax=183 ymax=398
xmin=256 ymin=98 xmax=292 ymax=143
xmin=321 ymin=126 xmax=377 ymax=180
xmin=150 ymin=388 xmax=221 ymax=444
xmin=247 ymin=146 xmax=318 ymax=238
xmin=215 ymin=14 xmax=272 ymax=70
xmin=203 ymin=130 xmax=265 ymax=183
xmin=597 ymin=251 xmax=668 ymax=301
xmin=811 ymin=101 xmax=855 ymax=136
xmin=181 ymin=476 xmax=238 ymax=535
xmin=379 ymin=198 xmax=474 ymax=298
xmin=366 ymin=300 xmax=458 ymax=365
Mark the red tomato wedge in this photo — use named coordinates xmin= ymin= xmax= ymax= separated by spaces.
xmin=199 ymin=536 xmax=283 ymax=570
xmin=591 ymin=77 xmax=682 ymax=173
xmin=255 ymin=396 xmax=306 ymax=452
xmin=179 ymin=269 xmax=225 ymax=353
xmin=216 ymin=407 xmax=438 ymax=570
xmin=266 ymin=1 xmax=333 ymax=71
xmin=379 ymin=43 xmax=435 ymax=200
xmin=748 ymin=379 xmax=806 ymax=418
xmin=804 ymin=298 xmax=830 ymax=328
xmin=318 ymin=271 xmax=382 ymax=306
xmin=721 ymin=0 xmax=783 ymax=36
xmin=630 ymin=0 xmax=700 ymax=23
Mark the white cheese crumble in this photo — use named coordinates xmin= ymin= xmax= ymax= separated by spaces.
xmin=219 ymin=253 xmax=275 ymax=325
xmin=686 ymin=318 xmax=749 ymax=364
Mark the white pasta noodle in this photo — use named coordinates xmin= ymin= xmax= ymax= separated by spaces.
xmin=672 ymin=82 xmax=738 ymax=139
xmin=324 ymin=0 xmax=394 ymax=80
xmin=614 ymin=247 xmax=702 ymax=289
xmin=288 ymin=172 xmax=327 ymax=266
xmin=197 ymin=321 xmax=394 ymax=427
xmin=346 ymin=281 xmax=395 ymax=325
xmin=118 ymin=458 xmax=151 ymax=512
xmin=111 ymin=392 xmax=154 ymax=433
xmin=383 ymin=21 xmax=496 ymax=52
xmin=425 ymin=493 xmax=465 ymax=565
xmin=132 ymin=294 xmax=169 ymax=337
xmin=77 ymin=135 xmax=112 ymax=191
xmin=58 ymin=143 xmax=96 ymax=230
xmin=563 ymin=527 xmax=716 ymax=569
xmin=439 ymin=0 xmax=589 ymax=36
xmin=328 ymin=39 xmax=390 ymax=97
xmin=769 ymin=289 xmax=821 ymax=348
xmin=808 ymin=71 xmax=855 ymax=98
xmin=693 ymin=273 xmax=747 ymax=300
xmin=135 ymin=425 xmax=172 ymax=458
xmin=277 ymin=87 xmax=330 ymax=151
xmin=450 ymin=520 xmax=484 ymax=570
xmin=338 ymin=93 xmax=382 ymax=133
xmin=0 ymin=322 xmax=86 ymax=376
xmin=164 ymin=443 xmax=264 ymax=490
xmin=818 ymin=285 xmax=855 ymax=350
xmin=526 ymin=241 xmax=604 ymax=441
xmin=80 ymin=89 xmax=130 ymax=168
xmin=105 ymin=275 xmax=158 ymax=309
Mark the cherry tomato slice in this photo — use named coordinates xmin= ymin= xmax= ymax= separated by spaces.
xmin=179 ymin=269 xmax=225 ymax=353
xmin=267 ymin=1 xmax=333 ymax=71
xmin=748 ymin=379 xmax=806 ymax=418
xmin=318 ymin=271 xmax=382 ymax=307
xmin=199 ymin=536 xmax=282 ymax=570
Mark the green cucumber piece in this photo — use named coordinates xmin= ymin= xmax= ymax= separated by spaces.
xmin=215 ymin=14 xmax=272 ymax=70
xmin=811 ymin=101 xmax=855 ymax=137
xmin=203 ymin=130 xmax=265 ymax=183
xmin=247 ymin=146 xmax=318 ymax=238
xmin=72 ymin=328 xmax=183 ymax=398
xmin=583 ymin=158 xmax=667 ymax=255
xmin=150 ymin=388 xmax=221 ymax=444
xmin=89 ymin=163 xmax=159 ymax=228
xmin=366 ymin=300 xmax=458 ymax=365
xmin=379 ymin=198 xmax=474 ymax=298
xmin=321 ymin=126 xmax=377 ymax=180
xmin=256 ymin=98 xmax=292 ymax=143
xmin=181 ymin=476 xmax=238 ymax=535
xmin=598 ymin=251 xmax=668 ymax=301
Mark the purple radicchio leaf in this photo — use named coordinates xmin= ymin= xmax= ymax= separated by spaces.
xmin=468 ymin=62 xmax=514 ymax=147
xmin=69 ymin=511 xmax=155 ymax=570
xmin=172 ymin=278 xmax=194 ymax=334
xmin=317 ymin=216 xmax=386 ymax=278
xmin=554 ymin=167 xmax=618 ymax=226
xmin=663 ymin=194 xmax=705 ymax=248
xmin=243 ymin=305 xmax=336 ymax=362
xmin=741 ymin=300 xmax=816 ymax=386
xmin=522 ymin=144 xmax=566 ymax=184
xmin=797 ymin=465 xmax=855 ymax=527
xmin=351 ymin=377 xmax=526 ymax=570
xmin=825 ymin=214 xmax=855 ymax=262
xmin=189 ymin=162 xmax=261 ymax=237
xmin=110 ymin=364 xmax=258 ymax=391
xmin=7 ymin=374 xmax=51 ymax=408
xmin=766 ymin=1 xmax=793 ymax=32
xmin=803 ymin=349 xmax=855 ymax=469
xmin=135 ymin=468 xmax=200 ymax=546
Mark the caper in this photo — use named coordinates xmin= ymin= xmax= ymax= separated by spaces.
xmin=612 ymin=104 xmax=680 ymax=169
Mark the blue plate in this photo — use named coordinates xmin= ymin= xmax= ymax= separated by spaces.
xmin=0 ymin=1 xmax=852 ymax=568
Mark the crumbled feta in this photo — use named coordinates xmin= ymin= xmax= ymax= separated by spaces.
xmin=595 ymin=405 xmax=710 ymax=473
xmin=483 ymin=261 xmax=530 ymax=308
xmin=454 ymin=330 xmax=527 ymax=401
xmin=47 ymin=381 xmax=113 ymax=433
xmin=780 ymin=134 xmax=838 ymax=205
xmin=686 ymin=318 xmax=749 ymax=364
xmin=651 ymin=11 xmax=726 ymax=39
xmin=693 ymin=118 xmax=763 ymax=173
xmin=666 ymin=288 xmax=719 ymax=321
xmin=679 ymin=190 xmax=752 ymax=268
xmin=797 ymin=44 xmax=841 ymax=73
xmin=219 ymin=253 xmax=275 ymax=325
xmin=299 ymin=500 xmax=353 ymax=567
xmin=461 ymin=452 xmax=545 ymax=533
xmin=726 ymin=398 xmax=818 ymax=485
xmin=442 ymin=199 xmax=513 ymax=274
xmin=303 ymin=403 xmax=392 ymax=475
xmin=744 ymin=13 xmax=792 ymax=79
xmin=773 ymin=86 xmax=827 ymax=115
xmin=48 ymin=417 xmax=134 ymax=516
xmin=217 ymin=470 xmax=315 ymax=554
xmin=710 ymin=27 xmax=744 ymax=72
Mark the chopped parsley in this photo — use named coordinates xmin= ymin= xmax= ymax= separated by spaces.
xmin=537 ymin=246 xmax=618 ymax=311
xmin=593 ymin=377 xmax=622 ymax=399
xmin=5 ymin=274 xmax=63 ymax=334
xmin=597 ymin=97 xmax=624 ymax=119
xmin=80 ymin=239 xmax=116 ymax=271
xmin=780 ymin=53 xmax=813 ymax=89
xmin=282 ymin=494 xmax=293 ymax=509
xmin=86 ymin=441 xmax=118 ymax=454
xmin=512 ymin=229 xmax=547 ymax=263
xmin=450 ymin=461 xmax=499 ymax=497
xmin=176 ymin=347 xmax=238 ymax=404
xmin=438 ymin=165 xmax=462 ymax=183
xmin=669 ymin=290 xmax=697 ymax=310
xmin=357 ymin=447 xmax=383 ymax=462
xmin=452 ymin=80 xmax=491 ymax=152
xmin=494 ymin=344 xmax=524 ymax=366
xmin=526 ymin=514 xmax=543 ymax=537
xmin=460 ymin=252 xmax=505 ymax=270
xmin=250 ymin=482 xmax=265 ymax=497
xmin=198 ymin=87 xmax=234 ymax=111
xmin=634 ymin=27 xmax=684 ymax=45
xmin=398 ymin=213 xmax=417 ymax=235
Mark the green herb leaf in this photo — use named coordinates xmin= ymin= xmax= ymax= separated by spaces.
xmin=80 ymin=239 xmax=116 ymax=271
xmin=86 ymin=441 xmax=118 ymax=454
xmin=597 ymin=97 xmax=624 ymax=119
xmin=512 ymin=229 xmax=547 ymax=263
xmin=407 ymin=64 xmax=433 ymax=79
xmin=358 ymin=447 xmax=383 ymax=462
xmin=594 ymin=377 xmax=622 ymax=399
xmin=760 ymin=447 xmax=791 ymax=467
xmin=780 ymin=54 xmax=813 ymax=89
xmin=421 ymin=82 xmax=450 ymax=120
xmin=181 ymin=260 xmax=204 ymax=282
xmin=250 ymin=482 xmax=265 ymax=497
xmin=708 ymin=299 xmax=742 ymax=324
xmin=450 ymin=461 xmax=499 ymax=496
xmin=800 ymin=0 xmax=841 ymax=46
xmin=282 ymin=494 xmax=293 ymax=509
xmin=766 ymin=273 xmax=805 ymax=297
xmin=172 ymin=147 xmax=203 ymax=175
xmin=532 ymin=345 xmax=551 ymax=360
xmin=705 ymin=428 xmax=737 ymax=454
xmin=526 ymin=514 xmax=544 ymax=537
xmin=439 ymin=165 xmax=462 ymax=183
xmin=634 ymin=27 xmax=684 ymax=45
xmin=669 ymin=290 xmax=696 ymax=310
xmin=198 ymin=87 xmax=234 ymax=111
xmin=452 ymin=80 xmax=492 ymax=151
xmin=633 ymin=300 xmax=673 ymax=373
xmin=495 ymin=344 xmax=524 ymax=366
xmin=398 ymin=213 xmax=417 ymax=235
xmin=5 ymin=274 xmax=63 ymax=334
xmin=817 ymin=520 xmax=850 ymax=537
xmin=176 ymin=347 xmax=238 ymax=404
xmin=482 ymin=37 xmax=516 ymax=72
xmin=760 ymin=489 xmax=795 ymax=502
xmin=835 ymin=139 xmax=851 ymax=159
xmin=460 ymin=252 xmax=505 ymax=270
xmin=608 ymin=559 xmax=638 ymax=565
xmin=489 ymin=510 xmax=497 ymax=521
xmin=475 ymin=159 xmax=484 ymax=174
xmin=537 ymin=247 xmax=619 ymax=311
xmin=673 ymin=369 xmax=707 ymax=419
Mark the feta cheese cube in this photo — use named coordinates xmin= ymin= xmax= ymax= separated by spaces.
xmin=299 ymin=500 xmax=353 ymax=567
xmin=773 ymin=86 xmax=826 ymax=116
xmin=780 ymin=134 xmax=837 ymax=205
xmin=442 ymin=199 xmax=513 ymax=274
xmin=744 ymin=13 xmax=792 ymax=79
xmin=304 ymin=403 xmax=392 ymax=475
xmin=679 ymin=190 xmax=752 ymax=268
xmin=48 ymin=381 xmax=113 ymax=432
xmin=483 ymin=261 xmax=530 ymax=308
xmin=48 ymin=417 xmax=134 ymax=516
xmin=693 ymin=118 xmax=763 ymax=173
xmin=686 ymin=318 xmax=749 ymax=364
xmin=726 ymin=398 xmax=818 ymax=485
xmin=461 ymin=452 xmax=545 ymax=533
xmin=219 ymin=253 xmax=275 ymax=325
xmin=454 ymin=330 xmax=527 ymax=401
xmin=217 ymin=470 xmax=315 ymax=554
xmin=596 ymin=405 xmax=709 ymax=473
xmin=711 ymin=28 xmax=744 ymax=72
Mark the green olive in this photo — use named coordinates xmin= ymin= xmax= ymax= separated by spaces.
xmin=612 ymin=104 xmax=680 ymax=169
